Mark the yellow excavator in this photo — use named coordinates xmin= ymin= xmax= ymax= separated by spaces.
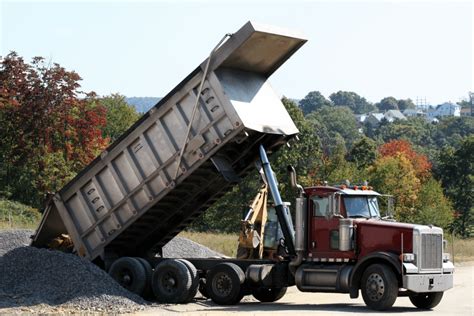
xmin=237 ymin=183 xmax=287 ymax=260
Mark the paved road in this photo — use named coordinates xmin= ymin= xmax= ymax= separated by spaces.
xmin=137 ymin=262 xmax=473 ymax=316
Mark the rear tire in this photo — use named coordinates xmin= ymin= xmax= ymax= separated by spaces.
xmin=134 ymin=257 xmax=153 ymax=299
xmin=360 ymin=264 xmax=398 ymax=311
xmin=177 ymin=259 xmax=199 ymax=302
xmin=108 ymin=257 xmax=147 ymax=296
xmin=206 ymin=263 xmax=245 ymax=305
xmin=199 ymin=278 xmax=209 ymax=298
xmin=252 ymin=287 xmax=287 ymax=302
xmin=152 ymin=259 xmax=192 ymax=303
xmin=409 ymin=292 xmax=443 ymax=309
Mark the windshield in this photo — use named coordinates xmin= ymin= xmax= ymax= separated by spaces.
xmin=344 ymin=196 xmax=380 ymax=218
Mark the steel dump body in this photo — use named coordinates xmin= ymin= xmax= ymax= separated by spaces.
xmin=32 ymin=21 xmax=306 ymax=261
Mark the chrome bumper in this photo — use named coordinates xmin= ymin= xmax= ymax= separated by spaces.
xmin=403 ymin=272 xmax=453 ymax=293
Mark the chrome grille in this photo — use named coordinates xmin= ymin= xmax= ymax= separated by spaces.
xmin=420 ymin=233 xmax=442 ymax=271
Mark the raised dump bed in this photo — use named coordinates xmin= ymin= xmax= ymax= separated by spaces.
xmin=32 ymin=21 xmax=306 ymax=262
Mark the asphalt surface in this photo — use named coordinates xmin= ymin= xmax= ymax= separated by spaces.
xmin=137 ymin=262 xmax=474 ymax=316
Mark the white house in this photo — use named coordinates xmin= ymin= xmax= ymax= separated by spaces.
xmin=427 ymin=102 xmax=461 ymax=118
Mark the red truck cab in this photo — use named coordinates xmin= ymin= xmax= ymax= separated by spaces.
xmin=295 ymin=184 xmax=454 ymax=310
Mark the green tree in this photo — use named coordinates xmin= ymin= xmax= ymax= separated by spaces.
xmin=436 ymin=137 xmax=474 ymax=237
xmin=376 ymin=97 xmax=399 ymax=111
xmin=397 ymin=99 xmax=416 ymax=111
xmin=348 ymin=137 xmax=377 ymax=168
xmin=299 ymin=91 xmax=332 ymax=115
xmin=329 ymin=91 xmax=375 ymax=114
xmin=100 ymin=94 xmax=141 ymax=142
xmin=414 ymin=177 xmax=453 ymax=229
xmin=307 ymin=106 xmax=361 ymax=152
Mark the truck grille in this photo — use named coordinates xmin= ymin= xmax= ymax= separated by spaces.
xmin=420 ymin=234 xmax=442 ymax=271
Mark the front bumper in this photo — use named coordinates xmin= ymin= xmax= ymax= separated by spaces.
xmin=403 ymin=273 xmax=453 ymax=292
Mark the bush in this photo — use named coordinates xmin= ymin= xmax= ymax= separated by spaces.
xmin=0 ymin=199 xmax=41 ymax=228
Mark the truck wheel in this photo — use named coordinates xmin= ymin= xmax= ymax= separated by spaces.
xmin=361 ymin=264 xmax=398 ymax=311
xmin=177 ymin=259 xmax=199 ymax=302
xmin=109 ymin=257 xmax=147 ymax=296
xmin=206 ymin=262 xmax=245 ymax=305
xmin=134 ymin=257 xmax=153 ymax=299
xmin=152 ymin=259 xmax=192 ymax=303
xmin=409 ymin=292 xmax=443 ymax=309
xmin=252 ymin=286 xmax=287 ymax=302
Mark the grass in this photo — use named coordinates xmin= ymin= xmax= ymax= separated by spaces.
xmin=446 ymin=236 xmax=474 ymax=263
xmin=179 ymin=231 xmax=239 ymax=257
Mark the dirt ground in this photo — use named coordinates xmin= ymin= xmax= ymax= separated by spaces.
xmin=136 ymin=262 xmax=474 ymax=316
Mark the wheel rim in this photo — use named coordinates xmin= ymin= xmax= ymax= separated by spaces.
xmin=119 ymin=268 xmax=133 ymax=287
xmin=162 ymin=271 xmax=178 ymax=294
xmin=212 ymin=272 xmax=232 ymax=297
xmin=366 ymin=273 xmax=385 ymax=301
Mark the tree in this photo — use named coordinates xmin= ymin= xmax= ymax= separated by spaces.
xmin=436 ymin=136 xmax=474 ymax=237
xmin=0 ymin=52 xmax=108 ymax=207
xmin=397 ymin=99 xmax=415 ymax=111
xmin=329 ymin=91 xmax=375 ymax=114
xmin=368 ymin=154 xmax=421 ymax=222
xmin=299 ymin=91 xmax=332 ymax=115
xmin=376 ymin=97 xmax=399 ymax=111
xmin=348 ymin=137 xmax=377 ymax=168
xmin=307 ymin=106 xmax=361 ymax=152
xmin=379 ymin=140 xmax=432 ymax=181
xmin=414 ymin=177 xmax=453 ymax=229
xmin=100 ymin=93 xmax=141 ymax=142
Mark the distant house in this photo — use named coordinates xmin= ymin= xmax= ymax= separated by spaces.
xmin=355 ymin=114 xmax=368 ymax=124
xmin=403 ymin=109 xmax=425 ymax=118
xmin=461 ymin=107 xmax=472 ymax=117
xmin=365 ymin=113 xmax=385 ymax=126
xmin=427 ymin=102 xmax=461 ymax=118
xmin=384 ymin=110 xmax=406 ymax=122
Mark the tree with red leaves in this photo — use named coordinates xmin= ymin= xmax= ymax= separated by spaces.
xmin=0 ymin=52 xmax=108 ymax=207
xmin=378 ymin=139 xmax=432 ymax=180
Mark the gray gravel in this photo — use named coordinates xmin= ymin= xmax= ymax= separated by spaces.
xmin=163 ymin=236 xmax=225 ymax=258
xmin=0 ymin=229 xmax=224 ymax=314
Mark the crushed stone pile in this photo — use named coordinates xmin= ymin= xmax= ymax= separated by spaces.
xmin=163 ymin=236 xmax=225 ymax=258
xmin=0 ymin=229 xmax=224 ymax=313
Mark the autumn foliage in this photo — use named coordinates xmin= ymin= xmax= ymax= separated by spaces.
xmin=0 ymin=52 xmax=108 ymax=207
xmin=379 ymin=140 xmax=432 ymax=180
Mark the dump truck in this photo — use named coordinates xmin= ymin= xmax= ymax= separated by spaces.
xmin=32 ymin=21 xmax=453 ymax=311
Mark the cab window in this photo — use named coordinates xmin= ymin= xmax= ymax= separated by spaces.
xmin=311 ymin=196 xmax=329 ymax=217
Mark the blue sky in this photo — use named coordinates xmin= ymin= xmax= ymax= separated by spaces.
xmin=1 ymin=0 xmax=472 ymax=105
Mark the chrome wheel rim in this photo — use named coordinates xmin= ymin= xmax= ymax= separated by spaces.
xmin=366 ymin=273 xmax=385 ymax=301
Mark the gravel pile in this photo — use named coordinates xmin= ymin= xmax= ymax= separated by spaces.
xmin=163 ymin=236 xmax=225 ymax=258
xmin=0 ymin=229 xmax=224 ymax=313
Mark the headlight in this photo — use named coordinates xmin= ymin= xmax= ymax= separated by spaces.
xmin=402 ymin=253 xmax=415 ymax=262
xmin=443 ymin=253 xmax=450 ymax=262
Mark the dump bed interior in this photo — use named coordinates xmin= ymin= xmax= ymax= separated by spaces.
xmin=32 ymin=21 xmax=307 ymax=261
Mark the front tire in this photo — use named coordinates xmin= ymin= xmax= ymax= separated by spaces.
xmin=361 ymin=264 xmax=398 ymax=311
xmin=409 ymin=292 xmax=443 ymax=309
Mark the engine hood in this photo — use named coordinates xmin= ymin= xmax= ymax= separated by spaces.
xmin=354 ymin=219 xmax=416 ymax=258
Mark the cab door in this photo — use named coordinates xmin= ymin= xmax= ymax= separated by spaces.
xmin=309 ymin=194 xmax=341 ymax=258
